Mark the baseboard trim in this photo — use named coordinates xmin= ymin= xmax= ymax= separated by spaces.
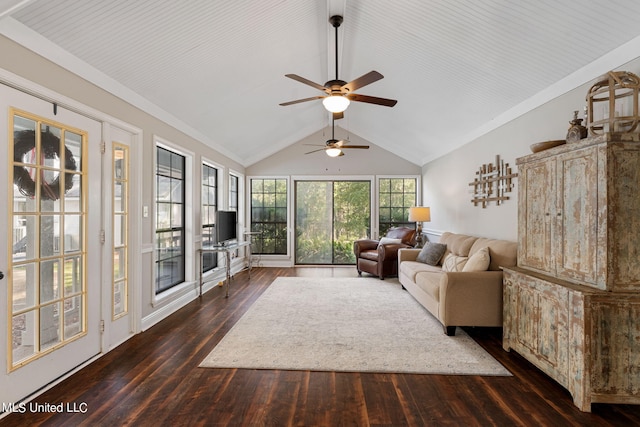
xmin=141 ymin=262 xmax=247 ymax=331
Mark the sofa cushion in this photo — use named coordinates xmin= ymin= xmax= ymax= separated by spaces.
xmin=469 ymin=238 xmax=517 ymax=271
xmin=385 ymin=227 xmax=416 ymax=245
xmin=442 ymin=253 xmax=468 ymax=272
xmin=377 ymin=237 xmax=402 ymax=248
xmin=400 ymin=261 xmax=442 ymax=282
xmin=439 ymin=232 xmax=478 ymax=260
xmin=359 ymin=250 xmax=379 ymax=261
xmin=416 ymin=242 xmax=447 ymax=265
xmin=415 ymin=271 xmax=442 ymax=301
xmin=462 ymin=247 xmax=490 ymax=272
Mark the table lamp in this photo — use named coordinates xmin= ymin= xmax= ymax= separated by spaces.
xmin=408 ymin=207 xmax=431 ymax=248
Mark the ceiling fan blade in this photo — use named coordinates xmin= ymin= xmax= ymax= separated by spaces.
xmin=333 ymin=111 xmax=344 ymax=120
xmin=347 ymin=93 xmax=397 ymax=107
xmin=342 ymin=70 xmax=384 ymax=93
xmin=305 ymin=148 xmax=327 ymax=154
xmin=341 ymin=145 xmax=369 ymax=149
xmin=279 ymin=95 xmax=325 ymax=106
xmin=284 ymin=74 xmax=328 ymax=92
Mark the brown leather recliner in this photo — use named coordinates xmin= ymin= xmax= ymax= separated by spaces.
xmin=354 ymin=227 xmax=416 ymax=280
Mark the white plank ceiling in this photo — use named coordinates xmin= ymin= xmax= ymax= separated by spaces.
xmin=2 ymin=0 xmax=640 ymax=166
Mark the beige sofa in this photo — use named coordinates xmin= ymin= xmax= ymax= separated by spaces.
xmin=398 ymin=232 xmax=517 ymax=336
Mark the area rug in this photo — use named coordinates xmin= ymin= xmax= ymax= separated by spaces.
xmin=200 ymin=277 xmax=511 ymax=376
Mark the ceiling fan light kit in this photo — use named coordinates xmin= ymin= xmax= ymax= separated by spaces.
xmin=279 ymin=15 xmax=397 ymax=116
xmin=304 ymin=117 xmax=370 ymax=157
xmin=322 ymin=95 xmax=350 ymax=112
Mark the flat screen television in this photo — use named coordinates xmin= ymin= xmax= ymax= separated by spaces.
xmin=216 ymin=210 xmax=237 ymax=245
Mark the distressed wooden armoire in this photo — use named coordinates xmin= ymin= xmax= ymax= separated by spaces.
xmin=503 ymin=132 xmax=640 ymax=412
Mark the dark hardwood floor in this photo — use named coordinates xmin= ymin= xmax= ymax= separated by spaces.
xmin=3 ymin=267 xmax=640 ymax=426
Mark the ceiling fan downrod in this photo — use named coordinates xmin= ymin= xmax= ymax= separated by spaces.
xmin=330 ymin=15 xmax=343 ymax=81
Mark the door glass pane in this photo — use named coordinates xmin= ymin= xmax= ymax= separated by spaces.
xmin=114 ymin=280 xmax=126 ymax=318
xmin=40 ymin=302 xmax=61 ymax=351
xmin=40 ymin=170 xmax=61 ymax=212
xmin=64 ymin=131 xmax=83 ymax=171
xmin=64 ymin=256 xmax=83 ymax=295
xmin=64 ymin=295 xmax=83 ymax=339
xmin=40 ymin=215 xmax=60 ymax=257
xmin=114 ymin=214 xmax=126 ymax=247
xmin=13 ymin=214 xmax=36 ymax=262
xmin=296 ymin=181 xmax=332 ymax=264
xmin=12 ymin=263 xmax=37 ymax=311
xmin=114 ymin=182 xmax=126 ymax=212
xmin=333 ymin=181 xmax=370 ymax=264
xmin=63 ymin=173 xmax=82 ymax=213
xmin=64 ymin=214 xmax=82 ymax=253
xmin=40 ymin=259 xmax=60 ymax=304
xmin=12 ymin=311 xmax=36 ymax=363
xmin=114 ymin=247 xmax=126 ymax=280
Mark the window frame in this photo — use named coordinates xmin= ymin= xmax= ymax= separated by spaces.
xmin=249 ymin=176 xmax=289 ymax=256
xmin=153 ymin=138 xmax=192 ymax=297
xmin=376 ymin=175 xmax=421 ymax=239
xmin=201 ymin=161 xmax=220 ymax=272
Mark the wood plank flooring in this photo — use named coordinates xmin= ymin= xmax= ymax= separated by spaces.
xmin=3 ymin=267 xmax=640 ymax=426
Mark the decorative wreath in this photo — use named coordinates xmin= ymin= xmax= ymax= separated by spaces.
xmin=13 ymin=129 xmax=78 ymax=201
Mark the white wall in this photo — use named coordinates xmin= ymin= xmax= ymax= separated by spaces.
xmin=423 ymin=55 xmax=640 ymax=242
xmin=247 ymin=126 xmax=421 ymax=176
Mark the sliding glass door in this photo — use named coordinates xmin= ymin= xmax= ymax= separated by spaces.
xmin=295 ymin=180 xmax=370 ymax=264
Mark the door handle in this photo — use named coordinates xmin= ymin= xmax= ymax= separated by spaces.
xmin=0 ymin=271 xmax=3 ymax=280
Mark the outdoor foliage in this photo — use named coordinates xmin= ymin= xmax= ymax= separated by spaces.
xmin=295 ymin=181 xmax=370 ymax=264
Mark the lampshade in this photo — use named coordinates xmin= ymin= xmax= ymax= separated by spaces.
xmin=326 ymin=148 xmax=342 ymax=157
xmin=408 ymin=207 xmax=431 ymax=222
xmin=322 ymin=95 xmax=350 ymax=113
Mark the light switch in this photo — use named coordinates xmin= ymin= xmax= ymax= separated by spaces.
xmin=143 ymin=205 xmax=149 ymax=217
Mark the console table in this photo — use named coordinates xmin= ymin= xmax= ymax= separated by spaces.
xmin=198 ymin=241 xmax=251 ymax=298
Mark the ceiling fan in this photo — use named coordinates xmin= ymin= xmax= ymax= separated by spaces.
xmin=305 ymin=118 xmax=369 ymax=157
xmin=280 ymin=15 xmax=397 ymax=120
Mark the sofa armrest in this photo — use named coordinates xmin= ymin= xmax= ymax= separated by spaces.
xmin=438 ymin=271 xmax=504 ymax=326
xmin=398 ymin=248 xmax=421 ymax=263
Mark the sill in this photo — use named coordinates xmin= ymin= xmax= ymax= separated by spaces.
xmin=152 ymin=280 xmax=197 ymax=308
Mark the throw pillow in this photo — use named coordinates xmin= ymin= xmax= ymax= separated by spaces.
xmin=377 ymin=237 xmax=402 ymax=248
xmin=462 ymin=247 xmax=491 ymax=272
xmin=442 ymin=253 xmax=468 ymax=272
xmin=416 ymin=242 xmax=447 ymax=266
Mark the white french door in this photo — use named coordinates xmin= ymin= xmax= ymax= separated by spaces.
xmin=0 ymin=83 xmax=102 ymax=405
xmin=102 ymin=125 xmax=137 ymax=350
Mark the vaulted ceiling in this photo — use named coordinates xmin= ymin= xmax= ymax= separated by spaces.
xmin=2 ymin=0 xmax=640 ymax=167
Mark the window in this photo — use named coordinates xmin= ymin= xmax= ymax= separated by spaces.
xmin=250 ymin=178 xmax=287 ymax=254
xmin=155 ymin=146 xmax=185 ymax=293
xmin=378 ymin=178 xmax=417 ymax=236
xmin=202 ymin=163 xmax=218 ymax=272
xmin=229 ymin=173 xmax=239 ymax=212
